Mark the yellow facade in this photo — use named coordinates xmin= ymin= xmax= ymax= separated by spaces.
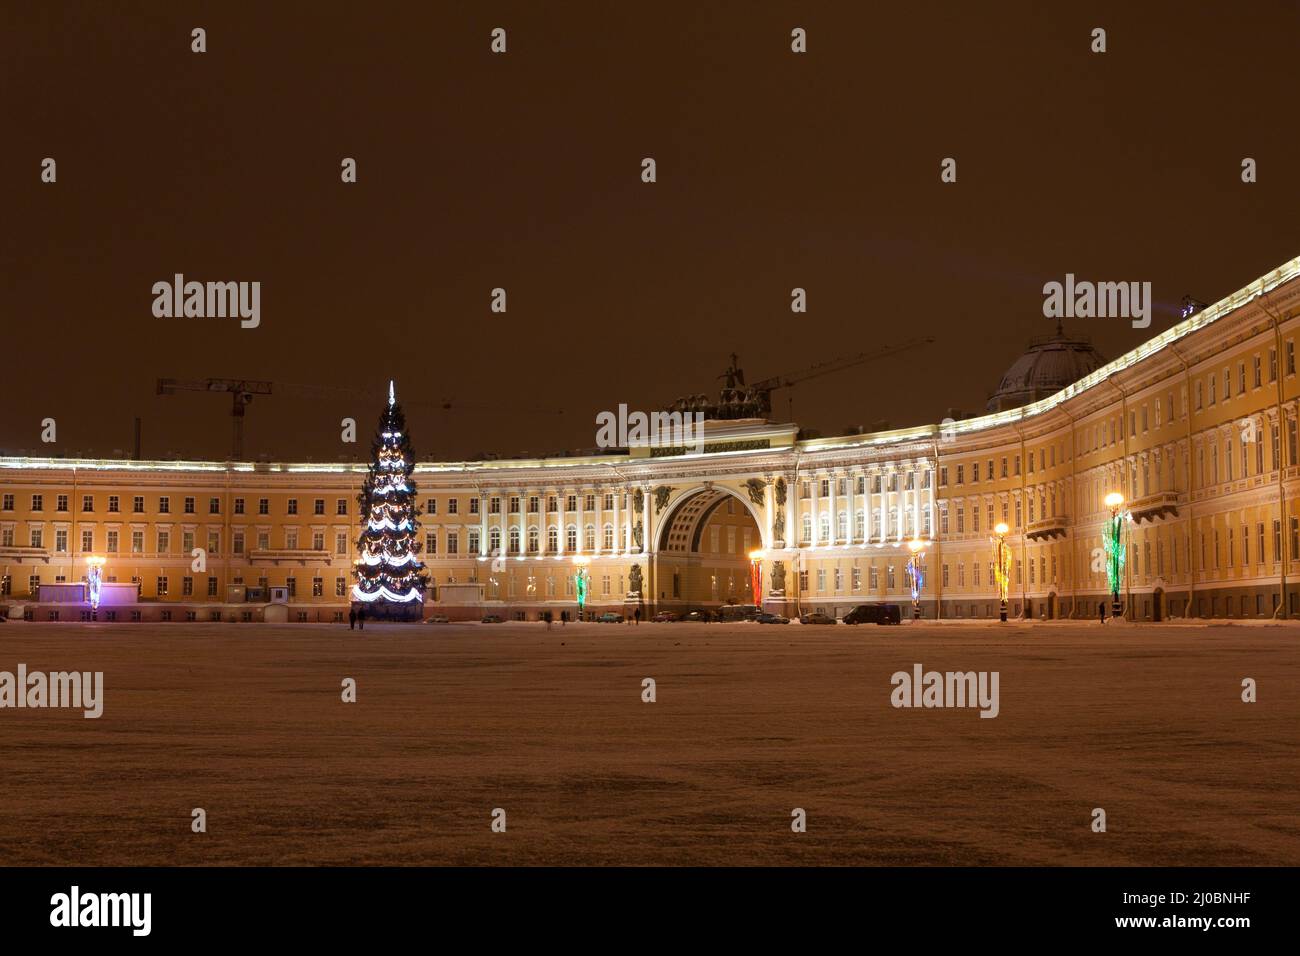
xmin=5 ymin=257 xmax=1300 ymax=621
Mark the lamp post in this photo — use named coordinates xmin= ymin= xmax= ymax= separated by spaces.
xmin=1103 ymin=492 xmax=1126 ymax=619
xmin=748 ymin=549 xmax=765 ymax=608
xmin=572 ymin=555 xmax=590 ymax=621
xmin=993 ymin=522 xmax=1009 ymax=622
xmin=85 ymin=555 xmax=106 ymax=612
xmin=905 ymin=538 xmax=927 ymax=620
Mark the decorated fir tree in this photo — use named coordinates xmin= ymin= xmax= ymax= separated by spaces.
xmin=351 ymin=381 xmax=428 ymax=619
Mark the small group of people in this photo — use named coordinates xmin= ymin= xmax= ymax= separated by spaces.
xmin=348 ymin=606 xmax=366 ymax=630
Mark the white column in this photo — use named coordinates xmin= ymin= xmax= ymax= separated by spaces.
xmin=479 ymin=494 xmax=489 ymax=557
xmin=556 ymin=488 xmax=565 ymax=557
xmin=828 ymin=473 xmax=838 ymax=547
xmin=809 ymin=473 xmax=820 ymax=547
xmin=863 ymin=471 xmax=872 ymax=545
xmin=640 ymin=484 xmax=651 ymax=553
xmin=576 ymin=487 xmax=585 ymax=554
xmin=912 ymin=470 xmax=922 ymax=540
xmin=611 ymin=486 xmax=621 ymax=554
xmin=784 ymin=475 xmax=796 ymax=548
xmin=880 ymin=473 xmax=890 ymax=544
xmin=927 ymin=467 xmax=936 ymax=539
xmin=763 ymin=478 xmax=775 ymax=549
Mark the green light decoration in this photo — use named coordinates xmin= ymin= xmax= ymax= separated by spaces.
xmin=1105 ymin=511 xmax=1125 ymax=595
xmin=574 ymin=566 xmax=589 ymax=612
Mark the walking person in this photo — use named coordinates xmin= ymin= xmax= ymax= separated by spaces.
xmin=348 ymin=608 xmax=356 ymax=630
xmin=634 ymin=606 xmax=641 ymax=626
xmin=1098 ymin=600 xmax=1106 ymax=624
xmin=358 ymin=606 xmax=366 ymax=631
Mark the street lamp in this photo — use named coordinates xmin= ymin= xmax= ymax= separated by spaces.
xmin=85 ymin=555 xmax=106 ymax=611
xmin=905 ymin=538 xmax=927 ymax=620
xmin=1103 ymin=492 xmax=1126 ymax=619
xmin=993 ymin=522 xmax=1009 ymax=622
xmin=748 ymin=549 xmax=765 ymax=607
xmin=572 ymin=555 xmax=590 ymax=621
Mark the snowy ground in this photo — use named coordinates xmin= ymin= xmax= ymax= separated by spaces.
xmin=0 ymin=619 xmax=1296 ymax=865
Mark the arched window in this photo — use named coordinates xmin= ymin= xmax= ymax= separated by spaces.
xmin=837 ymin=512 xmax=848 ymax=539
xmin=819 ymin=514 xmax=831 ymax=542
xmin=527 ymin=527 xmax=539 ymax=553
xmin=854 ymin=510 xmax=864 ymax=540
xmin=489 ymin=528 xmax=501 ymax=554
xmin=508 ymin=528 xmax=520 ymax=554
xmin=547 ymin=526 xmax=558 ymax=553
xmin=801 ymin=514 xmax=812 ymax=543
xmin=584 ymin=524 xmax=595 ymax=551
xmin=603 ymin=524 xmax=614 ymax=551
xmin=566 ymin=525 xmax=578 ymax=552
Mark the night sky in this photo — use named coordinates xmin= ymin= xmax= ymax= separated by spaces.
xmin=4 ymin=1 xmax=1298 ymax=462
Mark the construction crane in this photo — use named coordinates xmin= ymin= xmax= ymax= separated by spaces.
xmin=670 ymin=338 xmax=935 ymax=421
xmin=156 ymin=378 xmax=273 ymax=459
xmin=748 ymin=336 xmax=934 ymax=399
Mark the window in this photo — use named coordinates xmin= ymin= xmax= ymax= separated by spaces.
xmin=233 ymin=497 xmax=245 ymax=515
xmin=336 ymin=533 xmax=348 ymax=555
xmin=158 ymin=531 xmax=170 ymax=553
xmin=56 ymin=494 xmax=68 ymax=512
xmin=1269 ymin=348 xmax=1278 ymax=382
xmin=528 ymin=496 xmax=539 ymax=514
xmin=490 ymin=497 xmax=501 ymax=514
xmin=312 ymin=532 xmax=324 ymax=551
xmin=81 ymin=529 xmax=93 ymax=551
xmin=336 ymin=578 xmax=347 ymax=597
xmin=129 ymin=496 xmax=142 ymax=513
xmin=287 ymin=498 xmax=298 ymax=515
xmin=312 ymin=577 xmax=324 ymax=597
xmin=208 ymin=531 xmax=220 ymax=555
xmin=1254 ymin=355 xmax=1262 ymax=388
xmin=1288 ymin=340 xmax=1296 ymax=376
xmin=447 ymin=532 xmax=458 ymax=555
xmin=184 ymin=496 xmax=195 ymax=514
xmin=82 ymin=494 xmax=94 ymax=512
xmin=31 ymin=494 xmax=43 ymax=511
xmin=426 ymin=532 xmax=438 ymax=556
xmin=285 ymin=577 xmax=296 ymax=597
xmin=107 ymin=531 xmax=119 ymax=553
xmin=286 ymin=530 xmax=299 ymax=550
xmin=30 ymin=529 xmax=43 ymax=549
xmin=158 ymin=496 xmax=170 ymax=514
xmin=469 ymin=497 xmax=480 ymax=515
xmin=258 ymin=498 xmax=269 ymax=515
xmin=448 ymin=498 xmax=459 ymax=515
xmin=183 ymin=577 xmax=194 ymax=596
xmin=208 ymin=577 xmax=219 ymax=597
xmin=209 ymin=497 xmax=220 ymax=514
xmin=0 ymin=494 xmax=11 ymax=511
xmin=157 ymin=576 xmax=169 ymax=596
xmin=314 ymin=498 xmax=325 ymax=515
xmin=337 ymin=498 xmax=348 ymax=515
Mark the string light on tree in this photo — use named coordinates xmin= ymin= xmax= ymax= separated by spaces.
xmin=351 ymin=381 xmax=428 ymax=618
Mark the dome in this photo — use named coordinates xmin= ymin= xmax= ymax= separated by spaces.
xmin=987 ymin=324 xmax=1106 ymax=412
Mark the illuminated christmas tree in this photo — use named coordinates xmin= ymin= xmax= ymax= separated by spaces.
xmin=352 ymin=381 xmax=428 ymax=619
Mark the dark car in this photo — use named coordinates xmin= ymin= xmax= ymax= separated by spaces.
xmin=799 ymin=611 xmax=836 ymax=625
xmin=653 ymin=611 xmax=679 ymax=623
xmin=481 ymin=614 xmax=504 ymax=624
xmin=597 ymin=611 xmax=624 ymax=623
xmin=756 ymin=611 xmax=790 ymax=624
xmin=843 ymin=604 xmax=902 ymax=625
xmin=682 ymin=610 xmax=712 ymax=622
xmin=718 ymin=604 xmax=760 ymax=622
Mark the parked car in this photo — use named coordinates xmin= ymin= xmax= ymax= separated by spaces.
xmin=799 ymin=611 xmax=837 ymax=625
xmin=597 ymin=612 xmax=624 ymax=623
xmin=682 ymin=610 xmax=713 ymax=622
xmin=718 ymin=603 xmax=760 ymax=622
xmin=843 ymin=604 xmax=902 ymax=625
xmin=756 ymin=611 xmax=790 ymax=624
xmin=653 ymin=611 xmax=679 ymax=623
xmin=426 ymin=614 xmax=449 ymax=624
xmin=481 ymin=614 xmax=504 ymax=624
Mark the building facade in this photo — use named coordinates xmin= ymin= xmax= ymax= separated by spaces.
xmin=5 ymin=256 xmax=1300 ymax=622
